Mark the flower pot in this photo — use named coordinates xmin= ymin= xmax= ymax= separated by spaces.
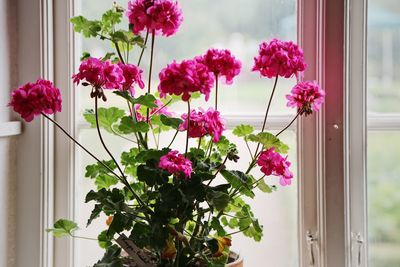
xmin=226 ymin=251 xmax=243 ymax=267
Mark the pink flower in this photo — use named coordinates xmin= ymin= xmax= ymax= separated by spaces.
xmin=136 ymin=99 xmax=174 ymax=121
xmin=73 ymin=57 xmax=125 ymax=90
xmin=158 ymin=59 xmax=214 ymax=102
xmin=9 ymin=79 xmax=62 ymax=122
xmin=159 ymin=150 xmax=193 ymax=178
xmin=179 ymin=108 xmax=225 ymax=142
xmin=286 ymin=81 xmax=325 ymax=115
xmin=256 ymin=148 xmax=293 ymax=186
xmin=252 ymin=39 xmax=306 ymax=79
xmin=196 ymin=49 xmax=242 ymax=84
xmin=126 ymin=0 xmax=183 ymax=37
xmin=118 ymin=63 xmax=145 ymax=96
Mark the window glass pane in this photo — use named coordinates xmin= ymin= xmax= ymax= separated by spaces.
xmin=368 ymin=1 xmax=400 ymax=113
xmin=368 ymin=1 xmax=400 ymax=266
xmin=368 ymin=131 xmax=400 ymax=267
xmin=77 ymin=0 xmax=297 ymax=116
xmin=73 ymin=0 xmax=298 ymax=266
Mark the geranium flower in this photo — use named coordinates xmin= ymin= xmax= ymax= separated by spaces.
xmin=9 ymin=79 xmax=62 ymax=122
xmin=158 ymin=59 xmax=214 ymax=102
xmin=286 ymin=80 xmax=325 ymax=115
xmin=159 ymin=150 xmax=193 ymax=178
xmin=118 ymin=63 xmax=145 ymax=96
xmin=73 ymin=57 xmax=125 ymax=90
xmin=252 ymin=39 xmax=306 ymax=79
xmin=179 ymin=108 xmax=225 ymax=142
xmin=256 ymin=148 xmax=293 ymax=186
xmin=196 ymin=49 xmax=242 ymax=84
xmin=126 ymin=0 xmax=183 ymax=37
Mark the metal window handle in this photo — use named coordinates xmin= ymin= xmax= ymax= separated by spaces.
xmin=306 ymin=231 xmax=317 ymax=266
xmin=354 ymin=233 xmax=364 ymax=266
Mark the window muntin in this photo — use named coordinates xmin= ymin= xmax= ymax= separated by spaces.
xmin=73 ymin=0 xmax=299 ymax=266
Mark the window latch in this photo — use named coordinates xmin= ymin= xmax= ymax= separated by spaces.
xmin=352 ymin=232 xmax=364 ymax=266
xmin=306 ymin=231 xmax=317 ymax=266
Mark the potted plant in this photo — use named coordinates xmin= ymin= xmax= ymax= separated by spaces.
xmin=8 ymin=1 xmax=325 ymax=266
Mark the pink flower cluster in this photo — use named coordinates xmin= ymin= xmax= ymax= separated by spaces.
xmin=73 ymin=57 xmax=145 ymax=95
xmin=126 ymin=0 xmax=183 ymax=37
xmin=73 ymin=57 xmax=125 ymax=90
xmin=286 ymin=81 xmax=325 ymax=115
xmin=9 ymin=79 xmax=62 ymax=122
xmin=256 ymin=148 xmax=293 ymax=186
xmin=252 ymin=39 xmax=306 ymax=79
xmin=159 ymin=150 xmax=193 ymax=178
xmin=196 ymin=49 xmax=242 ymax=84
xmin=179 ymin=108 xmax=225 ymax=143
xmin=118 ymin=63 xmax=145 ymax=95
xmin=158 ymin=59 xmax=214 ymax=102
xmin=136 ymin=99 xmax=174 ymax=121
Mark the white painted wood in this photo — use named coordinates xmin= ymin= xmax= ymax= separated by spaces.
xmin=344 ymin=0 xmax=368 ymax=266
xmin=0 ymin=121 xmax=22 ymax=138
xmin=298 ymin=0 xmax=326 ymax=266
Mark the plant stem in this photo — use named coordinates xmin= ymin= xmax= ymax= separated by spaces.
xmin=226 ymin=226 xmax=250 ymax=236
xmin=197 ymin=137 xmax=202 ymax=149
xmin=244 ymin=139 xmax=254 ymax=160
xmin=71 ymin=235 xmax=97 ymax=241
xmin=253 ymin=74 xmax=279 ymax=158
xmin=146 ymin=30 xmax=156 ymax=124
xmin=168 ymin=130 xmax=179 ymax=148
xmin=137 ymin=30 xmax=149 ymax=67
xmin=114 ymin=42 xmax=125 ymax=64
xmin=275 ymin=111 xmax=301 ymax=137
xmin=40 ymin=113 xmax=120 ymax=179
xmin=95 ymin=97 xmax=126 ymax=179
xmin=185 ymin=101 xmax=191 ymax=157
xmin=206 ymin=155 xmax=228 ymax=187
xmin=94 ymin=97 xmax=148 ymax=211
xmin=214 ymin=74 xmax=219 ymax=111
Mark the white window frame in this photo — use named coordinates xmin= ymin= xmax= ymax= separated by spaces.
xmin=13 ymin=0 xmax=360 ymax=266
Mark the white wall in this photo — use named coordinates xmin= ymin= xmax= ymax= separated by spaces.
xmin=0 ymin=0 xmax=18 ymax=266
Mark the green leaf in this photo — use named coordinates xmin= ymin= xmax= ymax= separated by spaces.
xmin=257 ymin=178 xmax=273 ymax=193
xmin=101 ymin=9 xmax=123 ymax=34
xmin=46 ymin=219 xmax=78 ymax=238
xmin=210 ymin=217 xmax=227 ymax=236
xmin=95 ymin=174 xmax=119 ymax=190
xmin=81 ymin=52 xmax=91 ymax=61
xmin=102 ymin=52 xmax=116 ymax=61
xmin=84 ymin=108 xmax=125 ymax=133
xmin=206 ymin=190 xmax=230 ymax=211
xmin=135 ymin=148 xmax=170 ymax=163
xmin=136 ymin=164 xmax=169 ymax=186
xmin=108 ymin=213 xmax=131 ymax=236
xmin=85 ymin=160 xmax=116 ymax=179
xmin=94 ymin=245 xmax=122 ymax=267
xmin=232 ymin=124 xmax=254 ymax=137
xmin=113 ymin=91 xmax=158 ymax=108
xmin=247 ymin=132 xmax=289 ymax=154
xmin=87 ymin=204 xmax=102 ymax=227
xmin=98 ymin=230 xmax=113 ymax=249
xmin=220 ymin=170 xmax=255 ymax=198
xmin=70 ymin=16 xmax=101 ymax=38
xmin=160 ymin=114 xmax=183 ymax=130
xmin=121 ymin=148 xmax=140 ymax=166
xmin=118 ymin=116 xmax=150 ymax=134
